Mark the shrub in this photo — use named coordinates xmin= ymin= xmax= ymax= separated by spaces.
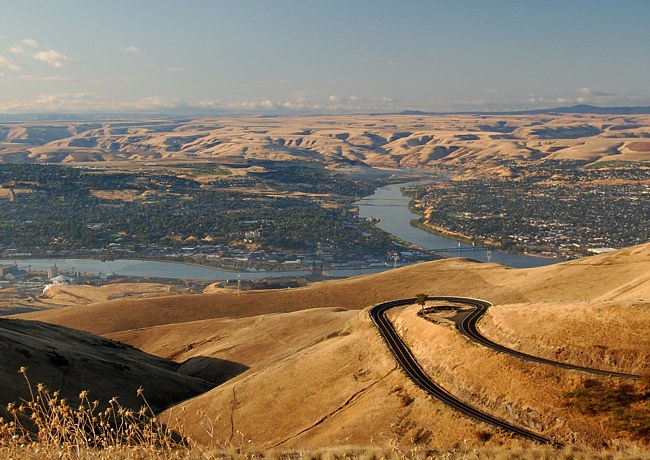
xmin=0 ymin=367 xmax=182 ymax=455
xmin=564 ymin=378 xmax=650 ymax=442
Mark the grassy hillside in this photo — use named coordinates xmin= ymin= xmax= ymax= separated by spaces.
xmin=2 ymin=114 xmax=649 ymax=168
xmin=4 ymin=244 xmax=649 ymax=454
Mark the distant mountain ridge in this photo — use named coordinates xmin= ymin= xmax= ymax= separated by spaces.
xmin=1 ymin=105 xmax=650 ymax=122
xmin=513 ymin=104 xmax=650 ymax=115
xmin=399 ymin=104 xmax=650 ymax=116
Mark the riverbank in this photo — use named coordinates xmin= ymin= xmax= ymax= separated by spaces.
xmin=405 ymin=185 xmax=568 ymax=261
xmin=0 ymin=252 xmax=306 ymax=274
xmin=410 ymin=219 xmax=475 ymax=245
xmin=356 ymin=182 xmax=564 ymax=268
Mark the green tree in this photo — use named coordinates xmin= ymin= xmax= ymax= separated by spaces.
xmin=415 ymin=293 xmax=428 ymax=310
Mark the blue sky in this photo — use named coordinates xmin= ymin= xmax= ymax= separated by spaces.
xmin=0 ymin=0 xmax=648 ymax=114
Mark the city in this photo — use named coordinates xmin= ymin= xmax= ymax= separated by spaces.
xmin=410 ymin=162 xmax=650 ymax=258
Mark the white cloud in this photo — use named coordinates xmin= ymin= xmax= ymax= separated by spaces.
xmin=116 ymin=96 xmax=181 ymax=110
xmin=282 ymin=101 xmax=302 ymax=109
xmin=21 ymin=38 xmax=38 ymax=48
xmin=0 ymin=92 xmax=97 ymax=112
xmin=198 ymin=99 xmax=222 ymax=108
xmin=520 ymin=87 xmax=650 ymax=110
xmin=227 ymin=100 xmax=273 ymax=110
xmin=33 ymin=49 xmax=70 ymax=68
xmin=201 ymin=98 xmax=303 ymax=111
xmin=327 ymin=95 xmax=369 ymax=106
xmin=0 ymin=53 xmax=22 ymax=71
xmin=9 ymin=45 xmax=23 ymax=54
xmin=121 ymin=46 xmax=142 ymax=55
xmin=527 ymin=95 xmax=547 ymax=104
xmin=0 ymin=93 xmax=185 ymax=113
xmin=19 ymin=74 xmax=76 ymax=82
xmin=577 ymin=87 xmax=614 ymax=98
xmin=259 ymin=99 xmax=276 ymax=109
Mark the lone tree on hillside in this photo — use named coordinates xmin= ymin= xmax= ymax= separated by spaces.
xmin=415 ymin=293 xmax=428 ymax=310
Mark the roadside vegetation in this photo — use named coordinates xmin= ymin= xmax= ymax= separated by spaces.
xmin=564 ymin=375 xmax=650 ymax=442
xmin=1 ymin=368 xmax=185 ymax=458
xmin=3 ymin=367 xmax=649 ymax=458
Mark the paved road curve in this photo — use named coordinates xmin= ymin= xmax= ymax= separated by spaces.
xmin=452 ymin=298 xmax=641 ymax=380
xmin=370 ymin=297 xmax=556 ymax=445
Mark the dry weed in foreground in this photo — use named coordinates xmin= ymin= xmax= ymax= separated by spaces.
xmin=1 ymin=369 xmax=649 ymax=459
xmin=2 ymin=445 xmax=649 ymax=460
xmin=0 ymin=367 xmax=184 ymax=457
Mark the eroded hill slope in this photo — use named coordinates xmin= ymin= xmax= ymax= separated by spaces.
xmin=9 ymin=244 xmax=650 ymax=450
xmin=2 ymin=114 xmax=650 ymax=168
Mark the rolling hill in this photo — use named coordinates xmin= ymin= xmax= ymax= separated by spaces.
xmin=0 ymin=317 xmax=215 ymax=416
xmin=1 ymin=113 xmax=650 ymax=169
xmin=5 ymin=243 xmax=647 ymax=451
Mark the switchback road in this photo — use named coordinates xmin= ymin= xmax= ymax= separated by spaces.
xmin=451 ymin=298 xmax=641 ymax=380
xmin=370 ymin=297 xmax=555 ymax=445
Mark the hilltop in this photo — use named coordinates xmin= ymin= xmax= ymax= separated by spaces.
xmin=3 ymin=243 xmax=646 ymax=452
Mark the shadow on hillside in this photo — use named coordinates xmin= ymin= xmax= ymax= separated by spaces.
xmin=0 ymin=305 xmax=48 ymax=316
xmin=177 ymin=355 xmax=249 ymax=386
xmin=0 ymin=318 xmax=247 ymax=415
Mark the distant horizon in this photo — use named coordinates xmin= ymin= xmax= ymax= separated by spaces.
xmin=2 ymin=103 xmax=650 ymax=122
xmin=1 ymin=1 xmax=648 ymax=115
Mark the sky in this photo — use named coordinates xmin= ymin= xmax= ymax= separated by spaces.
xmin=0 ymin=0 xmax=649 ymax=115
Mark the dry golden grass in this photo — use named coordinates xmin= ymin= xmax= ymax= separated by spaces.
xmin=40 ymin=283 xmax=178 ymax=307
xmin=2 ymin=372 xmax=647 ymax=460
xmin=388 ymin=303 xmax=646 ymax=448
xmin=22 ymin=243 xmax=650 ymax=336
xmin=107 ymin=308 xmax=357 ymax=372
xmin=2 ymin=113 xmax=650 ymax=168
xmin=0 ymin=187 xmax=32 ymax=199
xmin=89 ymin=189 xmax=152 ymax=202
xmin=481 ymin=301 xmax=650 ymax=373
xmin=1 ymin=368 xmax=176 ymax=449
xmin=0 ymin=283 xmax=180 ymax=314
xmin=0 ymin=287 xmax=29 ymax=309
xmin=6 ymin=366 xmax=623 ymax=460
xmin=0 ymin=318 xmax=213 ymax=414
xmin=159 ymin=310 xmax=502 ymax=450
xmin=7 ymin=244 xmax=650 ymax=454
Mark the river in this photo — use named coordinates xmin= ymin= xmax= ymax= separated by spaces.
xmin=356 ymin=182 xmax=563 ymax=268
xmin=1 ymin=181 xmax=560 ymax=279
xmin=0 ymin=258 xmax=387 ymax=281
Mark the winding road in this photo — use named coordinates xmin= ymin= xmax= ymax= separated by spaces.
xmin=454 ymin=299 xmax=641 ymax=380
xmin=371 ymin=295 xmax=642 ymax=445
xmin=370 ymin=297 xmax=555 ymax=445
